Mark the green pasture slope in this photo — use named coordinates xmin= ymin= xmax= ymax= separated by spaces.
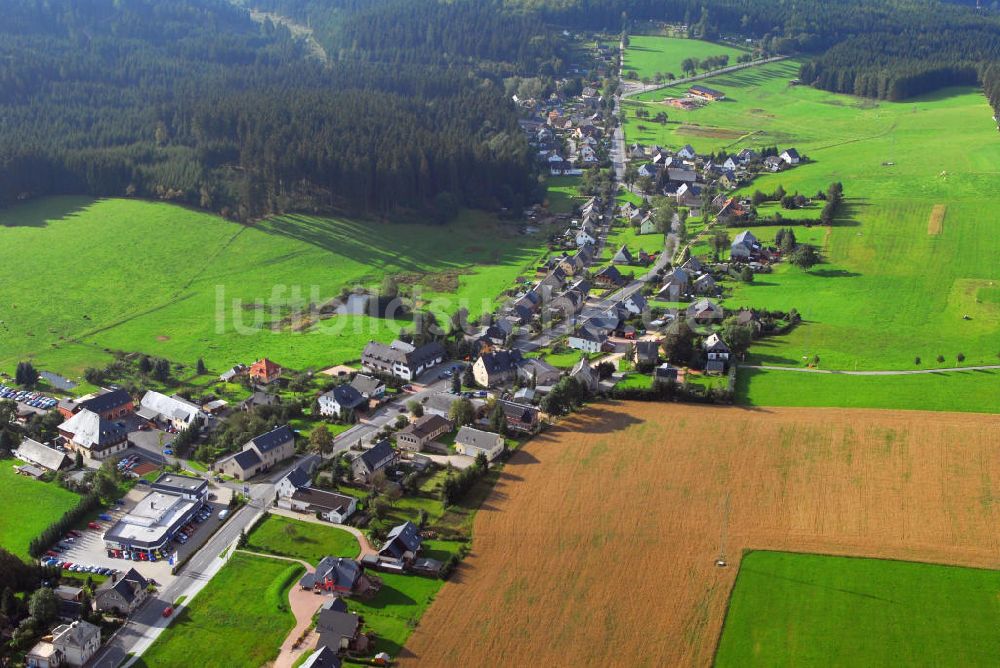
xmin=245 ymin=514 xmax=359 ymax=562
xmin=0 ymin=459 xmax=80 ymax=559
xmin=138 ymin=553 xmax=303 ymax=667
xmin=622 ymin=49 xmax=1000 ymax=408
xmin=623 ymin=35 xmax=746 ymax=81
xmin=0 ymin=197 xmax=548 ymax=378
xmin=716 ymin=551 xmax=1000 ymax=667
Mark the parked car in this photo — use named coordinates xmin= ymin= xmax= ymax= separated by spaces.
xmin=162 ymin=606 xmax=173 ymax=618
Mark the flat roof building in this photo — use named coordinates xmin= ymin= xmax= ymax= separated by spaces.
xmin=103 ymin=490 xmax=200 ymax=553
xmin=151 ymin=473 xmax=208 ymax=502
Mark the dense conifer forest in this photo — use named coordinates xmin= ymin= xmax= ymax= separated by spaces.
xmin=3 ymin=0 xmax=1000 ymax=221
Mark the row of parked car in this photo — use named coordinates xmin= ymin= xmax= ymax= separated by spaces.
xmin=41 ymin=557 xmax=119 ymax=575
xmin=117 ymin=455 xmax=142 ymax=473
xmin=173 ymin=505 xmax=214 ymax=545
xmin=0 ymin=385 xmax=57 ymax=409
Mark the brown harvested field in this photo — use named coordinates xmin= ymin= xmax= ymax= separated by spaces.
xmin=928 ymin=203 xmax=946 ymax=234
xmin=400 ymin=402 xmax=1000 ymax=668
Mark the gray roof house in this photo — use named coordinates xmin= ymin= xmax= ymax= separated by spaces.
xmin=318 ymin=385 xmax=367 ymax=417
xmin=15 ymin=438 xmax=68 ymax=471
xmin=94 ymin=569 xmax=149 ymax=615
xmin=731 ymin=230 xmax=759 ymax=259
xmin=379 ymin=521 xmax=422 ymax=563
xmin=351 ymin=440 xmax=397 ymax=483
xmin=570 ymin=358 xmax=599 ymax=393
xmin=454 ymin=426 xmax=504 ymax=462
xmin=58 ymin=410 xmax=127 ymax=461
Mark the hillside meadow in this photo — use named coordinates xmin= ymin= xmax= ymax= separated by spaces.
xmin=0 ymin=197 xmax=549 ymax=379
xmin=623 ymin=35 xmax=746 ymax=81
xmin=400 ymin=402 xmax=1000 ymax=667
xmin=0 ymin=459 xmax=81 ymax=559
xmin=622 ymin=50 xmax=1000 ymax=411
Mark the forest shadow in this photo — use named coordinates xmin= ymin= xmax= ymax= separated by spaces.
xmin=0 ymin=195 xmax=96 ymax=228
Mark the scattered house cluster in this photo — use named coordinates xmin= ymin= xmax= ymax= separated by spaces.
xmin=277 ymin=463 xmax=358 ymax=523
xmin=361 ymin=340 xmax=445 ymax=381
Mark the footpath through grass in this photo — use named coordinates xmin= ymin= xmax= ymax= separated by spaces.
xmin=0 ymin=459 xmax=80 ymax=559
xmin=245 ymin=514 xmax=360 ymax=562
xmin=716 ymin=551 xmax=1000 ymax=667
xmin=138 ymin=553 xmax=302 ymax=668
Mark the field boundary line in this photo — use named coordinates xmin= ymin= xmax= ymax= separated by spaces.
xmin=740 ymin=364 xmax=1000 ymax=376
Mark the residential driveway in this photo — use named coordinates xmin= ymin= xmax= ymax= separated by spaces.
xmin=237 ymin=551 xmax=324 ymax=668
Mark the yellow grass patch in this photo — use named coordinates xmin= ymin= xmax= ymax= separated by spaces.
xmin=928 ymin=204 xmax=946 ymax=235
xmin=402 ymin=403 xmax=1000 ymax=667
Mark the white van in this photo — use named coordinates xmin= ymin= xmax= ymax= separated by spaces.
xmin=218 ymin=509 xmax=229 ymax=521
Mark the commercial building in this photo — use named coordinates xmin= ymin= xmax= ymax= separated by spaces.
xmin=102 ymin=488 xmax=203 ymax=556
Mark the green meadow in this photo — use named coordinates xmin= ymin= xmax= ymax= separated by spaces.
xmin=0 ymin=197 xmax=548 ymax=379
xmin=736 ymin=367 xmax=1000 ymax=413
xmin=716 ymin=551 xmax=1000 ymax=667
xmin=623 ymin=35 xmax=746 ymax=81
xmin=0 ymin=459 xmax=81 ymax=559
xmin=245 ymin=514 xmax=360 ymax=562
xmin=545 ymin=175 xmax=584 ymax=214
xmin=138 ymin=553 xmax=302 ymax=667
xmin=622 ymin=49 xmax=1000 ymax=409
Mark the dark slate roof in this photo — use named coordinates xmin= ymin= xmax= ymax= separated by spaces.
xmin=635 ymin=340 xmax=660 ymax=361
xmin=499 ymin=400 xmax=538 ymax=423
xmin=291 ymin=488 xmax=355 ymax=515
xmin=359 ymin=440 xmax=394 ymax=471
xmin=283 ymin=466 xmax=311 ymax=490
xmin=316 ymin=608 xmax=361 ymax=648
xmin=379 ymin=521 xmax=421 ymax=559
xmin=232 ymin=449 xmax=262 ymax=469
xmin=478 ymin=349 xmax=523 ymax=375
xmin=349 ymin=374 xmax=382 ymax=397
xmin=79 ymin=389 xmax=132 ymax=415
xmin=326 ymin=385 xmax=366 ymax=410
xmin=301 ymin=646 xmax=342 ymax=668
xmin=248 ymin=425 xmax=294 ymax=454
xmin=301 ymin=557 xmax=362 ymax=590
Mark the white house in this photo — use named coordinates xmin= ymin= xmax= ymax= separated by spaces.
xmin=454 ymin=426 xmax=505 ymax=462
xmin=677 ymin=144 xmax=696 ymax=160
xmin=318 ymin=385 xmax=367 ymax=417
xmin=138 ymin=391 xmax=206 ymax=430
xmin=780 ymin=148 xmax=800 ymax=165
xmin=567 ymin=326 xmax=606 ymax=353
xmin=575 ymin=227 xmax=596 ymax=247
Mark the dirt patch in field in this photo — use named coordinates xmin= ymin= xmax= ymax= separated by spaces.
xmin=395 ymin=270 xmax=468 ymax=293
xmin=155 ymin=335 xmax=170 ymax=341
xmin=928 ymin=204 xmax=946 ymax=235
xmin=401 ymin=403 xmax=1000 ymax=667
xmin=677 ymin=124 xmax=746 ymax=139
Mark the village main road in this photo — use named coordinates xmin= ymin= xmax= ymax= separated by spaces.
xmin=86 ymin=480 xmax=278 ymax=668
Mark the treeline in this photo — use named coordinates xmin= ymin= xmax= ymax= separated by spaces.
xmin=0 ymin=0 xmax=553 ymax=219
xmin=27 ymin=494 xmax=101 ymax=559
xmin=514 ymin=0 xmax=1000 ymax=102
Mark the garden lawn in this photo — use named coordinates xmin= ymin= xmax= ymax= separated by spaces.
xmin=245 ymin=514 xmax=360 ymax=562
xmin=0 ymin=198 xmax=548 ymax=379
xmin=715 ymin=551 xmax=1000 ymax=667
xmin=546 ymin=175 xmax=583 ymax=214
xmin=0 ymin=459 xmax=80 ymax=560
xmin=604 ymin=224 xmax=664 ymax=259
xmin=616 ymin=373 xmax=653 ymax=389
xmin=348 ymin=572 xmax=445 ymax=657
xmin=736 ymin=367 xmax=1000 ymax=414
xmin=623 ymin=35 xmax=746 ymax=81
xmin=138 ymin=553 xmax=303 ymax=668
xmin=621 ymin=48 xmax=1000 ymax=406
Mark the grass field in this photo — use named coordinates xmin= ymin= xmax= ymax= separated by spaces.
xmin=545 ymin=175 xmax=583 ymax=214
xmin=736 ymin=367 xmax=1000 ymax=413
xmin=0 ymin=459 xmax=81 ymax=559
xmin=716 ymin=551 xmax=1000 ymax=666
xmin=400 ymin=402 xmax=1000 ymax=666
xmin=0 ymin=197 xmax=548 ymax=380
xmin=347 ymin=572 xmax=443 ymax=657
xmin=621 ymin=47 xmax=1000 ymax=410
xmin=244 ymin=514 xmax=360 ymax=562
xmin=623 ymin=35 xmax=746 ymax=81
xmin=603 ymin=224 xmax=664 ymax=259
xmin=139 ymin=553 xmax=302 ymax=667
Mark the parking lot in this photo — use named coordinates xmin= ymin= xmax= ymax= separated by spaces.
xmin=42 ymin=487 xmax=233 ymax=587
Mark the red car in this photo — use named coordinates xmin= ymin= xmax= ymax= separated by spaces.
xmin=45 ymin=550 xmax=58 ymax=557
xmin=67 ymin=530 xmax=81 ymax=538
xmin=61 ymin=562 xmax=73 ymax=569
xmin=162 ymin=606 xmax=173 ymax=618
xmin=88 ymin=522 xmax=102 ymax=530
